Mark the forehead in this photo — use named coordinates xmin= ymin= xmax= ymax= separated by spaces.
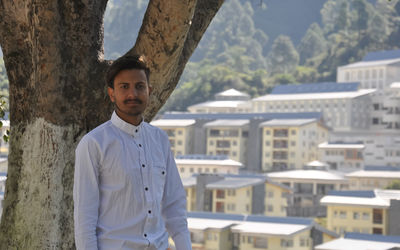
xmin=114 ymin=69 xmax=148 ymax=84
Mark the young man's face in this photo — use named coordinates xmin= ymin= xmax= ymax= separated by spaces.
xmin=107 ymin=69 xmax=152 ymax=125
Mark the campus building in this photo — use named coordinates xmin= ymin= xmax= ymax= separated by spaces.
xmin=204 ymin=119 xmax=249 ymax=164
xmin=260 ymin=119 xmax=328 ymax=172
xmin=160 ymin=112 xmax=324 ymax=173
xmin=318 ymin=142 xmax=365 ymax=172
xmin=267 ymin=170 xmax=348 ymax=217
xmin=315 ymin=232 xmax=400 ymax=250
xmin=150 ymin=119 xmax=195 ymax=156
xmin=186 ymin=212 xmax=338 ymax=250
xmin=182 ymin=174 xmax=291 ymax=217
xmin=320 ymin=190 xmax=400 ymax=236
xmin=337 ymin=49 xmax=400 ymax=131
xmin=175 ymin=155 xmax=242 ymax=178
xmin=187 ymin=88 xmax=251 ymax=113
xmin=345 ymin=166 xmax=400 ymax=190
xmin=252 ymin=82 xmax=374 ymax=131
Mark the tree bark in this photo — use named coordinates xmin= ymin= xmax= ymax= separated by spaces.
xmin=0 ymin=0 xmax=223 ymax=248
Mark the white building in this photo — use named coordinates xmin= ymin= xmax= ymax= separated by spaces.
xmin=318 ymin=142 xmax=365 ymax=173
xmin=252 ymin=82 xmax=374 ymax=131
xmin=175 ymin=155 xmax=243 ymax=178
xmin=187 ymin=88 xmax=251 ymax=113
xmin=337 ymin=50 xmax=400 ymax=131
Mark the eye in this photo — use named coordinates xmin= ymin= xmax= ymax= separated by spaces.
xmin=121 ymin=84 xmax=129 ymax=89
xmin=136 ymin=84 xmax=145 ymax=90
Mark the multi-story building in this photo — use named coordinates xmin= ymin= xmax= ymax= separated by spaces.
xmin=185 ymin=212 xmax=338 ymax=250
xmin=160 ymin=112 xmax=324 ymax=172
xmin=206 ymin=177 xmax=263 ymax=214
xmin=150 ymin=119 xmax=195 ymax=156
xmin=268 ymin=170 xmax=348 ymax=217
xmin=252 ymin=82 xmax=374 ymax=131
xmin=0 ymin=120 xmax=9 ymax=156
xmin=337 ymin=50 xmax=400 ymax=131
xmin=345 ymin=166 xmax=400 ymax=190
xmin=320 ymin=190 xmax=400 ymax=236
xmin=264 ymin=178 xmax=292 ymax=217
xmin=176 ymin=155 xmax=242 ymax=178
xmin=181 ymin=174 xmax=291 ymax=216
xmin=315 ymin=232 xmax=400 ymax=250
xmin=260 ymin=119 xmax=328 ymax=172
xmin=318 ymin=142 xmax=365 ymax=172
xmin=329 ymin=131 xmax=400 ymax=167
xmin=204 ymin=119 xmax=249 ymax=164
xmin=187 ymin=88 xmax=251 ymax=113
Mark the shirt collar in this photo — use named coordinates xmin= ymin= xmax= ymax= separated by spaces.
xmin=111 ymin=111 xmax=143 ymax=137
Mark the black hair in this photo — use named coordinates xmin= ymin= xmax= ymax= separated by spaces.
xmin=106 ymin=55 xmax=150 ymax=88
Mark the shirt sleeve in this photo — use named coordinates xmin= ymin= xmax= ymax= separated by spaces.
xmin=162 ymin=147 xmax=192 ymax=250
xmin=73 ymin=136 xmax=100 ymax=250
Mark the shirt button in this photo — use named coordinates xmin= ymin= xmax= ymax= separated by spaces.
xmin=148 ymin=210 xmax=151 ymax=214
xmin=142 ymin=164 xmax=145 ymax=168
xmin=162 ymin=171 xmax=165 ymax=175
xmin=136 ymin=129 xmax=138 ymax=133
xmin=139 ymin=144 xmax=142 ymax=147
xmin=144 ymin=233 xmax=147 ymax=237
xmin=145 ymin=187 xmax=148 ymax=191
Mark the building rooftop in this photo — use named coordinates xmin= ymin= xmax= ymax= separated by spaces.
xmin=267 ymin=170 xmax=346 ymax=182
xmin=315 ymin=233 xmax=400 ymax=250
xmin=320 ymin=190 xmax=400 ymax=208
xmin=339 ymin=58 xmax=400 ymax=69
xmin=318 ymin=142 xmax=365 ymax=149
xmin=362 ymin=49 xmax=400 ymax=62
xmin=175 ymin=158 xmax=243 ymax=167
xmin=215 ymin=88 xmax=250 ymax=98
xmin=270 ymin=82 xmax=359 ymax=95
xmin=181 ymin=176 xmax=197 ymax=187
xmin=188 ymin=212 xmax=337 ymax=237
xmin=188 ymin=218 xmax=237 ymax=231
xmin=187 ymin=100 xmax=250 ymax=109
xmin=253 ymin=89 xmax=375 ymax=102
xmin=150 ymin=119 xmax=196 ymax=127
xmin=259 ymin=118 xmax=316 ymax=127
xmin=161 ymin=112 xmax=323 ymax=121
xmin=230 ymin=221 xmax=310 ymax=236
xmin=206 ymin=177 xmax=264 ymax=190
xmin=346 ymin=170 xmax=400 ymax=179
xmin=203 ymin=119 xmax=249 ymax=127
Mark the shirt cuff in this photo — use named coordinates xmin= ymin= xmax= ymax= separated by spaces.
xmin=172 ymin=231 xmax=192 ymax=250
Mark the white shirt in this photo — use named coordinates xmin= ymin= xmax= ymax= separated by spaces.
xmin=74 ymin=112 xmax=191 ymax=250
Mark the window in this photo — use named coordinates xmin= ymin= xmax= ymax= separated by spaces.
xmin=267 ymin=205 xmax=273 ymax=212
xmin=217 ymin=140 xmax=230 ymax=148
xmin=291 ymin=141 xmax=296 ymax=146
xmin=209 ymin=140 xmax=214 ymax=145
xmin=266 ymin=130 xmax=270 ymax=135
xmin=273 ymin=129 xmax=288 ymax=137
xmin=265 ymin=141 xmax=270 ymax=146
xmin=373 ymin=209 xmax=383 ymax=224
xmin=180 ymin=167 xmax=185 ymax=173
xmin=177 ymin=130 xmax=183 ymax=135
xmin=339 ymin=211 xmax=347 ymax=219
xmin=232 ymin=151 xmax=237 ymax=156
xmin=291 ymin=130 xmax=296 ymax=135
xmin=353 ymin=212 xmax=360 ymax=220
xmin=372 ymin=118 xmax=379 ymax=125
xmin=232 ymin=140 xmax=237 ymax=146
xmin=216 ymin=190 xmax=225 ymax=199
xmin=254 ymin=237 xmax=268 ymax=248
xmin=281 ymin=239 xmax=293 ymax=247
xmin=268 ymin=191 xmax=274 ymax=198
xmin=190 ymin=168 xmax=194 ymax=173
xmin=205 ymin=168 xmax=210 ymax=173
xmin=373 ymin=228 xmax=383 ymax=235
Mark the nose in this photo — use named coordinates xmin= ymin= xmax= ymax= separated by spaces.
xmin=127 ymin=86 xmax=138 ymax=98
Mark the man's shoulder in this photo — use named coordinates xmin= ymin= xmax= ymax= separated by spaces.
xmin=78 ymin=120 xmax=113 ymax=145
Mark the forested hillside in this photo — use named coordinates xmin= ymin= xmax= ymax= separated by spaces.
xmin=1 ymin=0 xmax=399 ymax=112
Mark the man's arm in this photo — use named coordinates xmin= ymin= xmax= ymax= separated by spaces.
xmin=162 ymin=149 xmax=192 ymax=250
xmin=73 ymin=137 xmax=100 ymax=250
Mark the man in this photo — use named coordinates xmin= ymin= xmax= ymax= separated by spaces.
xmin=74 ymin=55 xmax=191 ymax=250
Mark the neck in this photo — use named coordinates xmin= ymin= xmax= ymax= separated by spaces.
xmin=115 ymin=110 xmax=142 ymax=126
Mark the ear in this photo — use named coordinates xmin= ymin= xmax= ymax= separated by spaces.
xmin=148 ymin=85 xmax=153 ymax=95
xmin=107 ymin=87 xmax=115 ymax=103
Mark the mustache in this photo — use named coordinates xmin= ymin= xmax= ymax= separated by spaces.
xmin=124 ymin=99 xmax=142 ymax=104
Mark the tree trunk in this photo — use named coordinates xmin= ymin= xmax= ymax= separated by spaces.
xmin=0 ymin=0 xmax=223 ymax=248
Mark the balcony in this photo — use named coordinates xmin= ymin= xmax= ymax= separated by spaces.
xmin=273 ymin=140 xmax=288 ymax=149
xmin=273 ymin=151 xmax=288 ymax=160
xmin=273 ymin=129 xmax=289 ymax=137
